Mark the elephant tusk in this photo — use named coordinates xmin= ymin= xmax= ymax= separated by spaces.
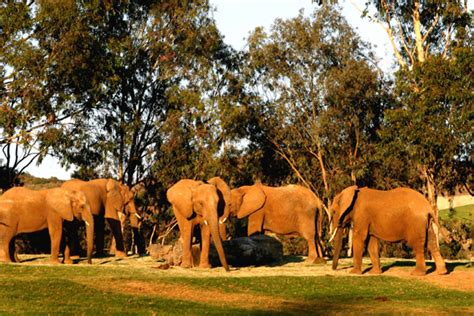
xmin=328 ymin=227 xmax=338 ymax=243
xmin=204 ymin=220 xmax=209 ymax=226
xmin=134 ymin=213 xmax=141 ymax=219
xmin=219 ymin=217 xmax=227 ymax=224
xmin=84 ymin=220 xmax=90 ymax=227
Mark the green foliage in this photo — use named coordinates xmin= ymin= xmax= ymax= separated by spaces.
xmin=378 ymin=46 xmax=473 ymax=200
xmin=241 ymin=5 xmax=390 ymax=203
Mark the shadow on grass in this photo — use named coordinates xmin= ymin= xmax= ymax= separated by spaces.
xmin=381 ymin=260 xmax=470 ymax=274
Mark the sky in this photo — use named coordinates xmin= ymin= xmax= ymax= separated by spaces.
xmin=25 ymin=0 xmax=395 ymax=180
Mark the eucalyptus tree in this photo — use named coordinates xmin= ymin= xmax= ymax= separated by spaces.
xmin=243 ymin=6 xmax=388 ymax=205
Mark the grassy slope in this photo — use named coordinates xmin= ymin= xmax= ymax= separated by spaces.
xmin=0 ymin=263 xmax=472 ymax=315
xmin=439 ymin=204 xmax=474 ymax=222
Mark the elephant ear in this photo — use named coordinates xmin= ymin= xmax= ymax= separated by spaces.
xmin=105 ymin=179 xmax=124 ymax=220
xmin=236 ymin=184 xmax=266 ymax=219
xmin=46 ymin=188 xmax=75 ymax=222
xmin=336 ymin=185 xmax=359 ymax=227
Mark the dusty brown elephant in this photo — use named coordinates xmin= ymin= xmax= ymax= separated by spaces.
xmin=61 ymin=178 xmax=140 ymax=257
xmin=329 ymin=185 xmax=447 ymax=275
xmin=0 ymin=187 xmax=94 ymax=264
xmin=166 ymin=178 xmax=229 ymax=271
xmin=230 ymin=182 xmax=325 ymax=263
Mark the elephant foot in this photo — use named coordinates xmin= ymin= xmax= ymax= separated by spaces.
xmin=199 ymin=262 xmax=212 ymax=269
xmin=115 ymin=251 xmax=127 ymax=258
xmin=349 ymin=267 xmax=362 ymax=274
xmin=306 ymin=256 xmax=326 ymax=264
xmin=49 ymin=258 xmax=61 ymax=265
xmin=180 ymin=261 xmax=193 ymax=269
xmin=63 ymin=258 xmax=73 ymax=265
xmin=368 ymin=267 xmax=382 ymax=275
xmin=410 ymin=268 xmax=426 ymax=276
xmin=435 ymin=267 xmax=448 ymax=275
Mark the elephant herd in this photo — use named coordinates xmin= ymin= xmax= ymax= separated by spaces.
xmin=0 ymin=178 xmax=139 ymax=265
xmin=167 ymin=178 xmax=447 ymax=276
xmin=0 ymin=176 xmax=448 ymax=276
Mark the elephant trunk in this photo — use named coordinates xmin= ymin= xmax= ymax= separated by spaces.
xmin=208 ymin=214 xmax=229 ymax=272
xmin=83 ymin=210 xmax=94 ymax=264
xmin=331 ymin=228 xmax=344 ymax=270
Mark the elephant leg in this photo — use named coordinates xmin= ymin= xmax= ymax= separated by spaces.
xmin=48 ymin=217 xmax=63 ymax=264
xmin=199 ymin=223 xmax=212 ymax=268
xmin=0 ymin=232 xmax=13 ymax=263
xmin=174 ymin=211 xmax=193 ymax=268
xmin=62 ymin=221 xmax=75 ymax=264
xmin=94 ymin=215 xmax=105 ymax=257
xmin=132 ymin=227 xmax=146 ymax=256
xmin=427 ymin=223 xmax=447 ymax=275
xmin=350 ymin=228 xmax=368 ymax=274
xmin=367 ymin=236 xmax=381 ymax=274
xmin=9 ymin=236 xmax=20 ymax=262
xmin=408 ymin=237 xmax=426 ymax=276
xmin=106 ymin=218 xmax=126 ymax=257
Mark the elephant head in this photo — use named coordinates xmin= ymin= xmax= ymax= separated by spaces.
xmin=230 ymin=182 xmax=266 ymax=219
xmin=328 ymin=185 xmax=359 ymax=270
xmin=47 ymin=188 xmax=95 ymax=264
xmin=207 ymin=177 xmax=231 ymax=240
xmin=119 ymin=183 xmax=141 ymax=228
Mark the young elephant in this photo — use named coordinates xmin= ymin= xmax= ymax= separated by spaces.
xmin=230 ymin=182 xmax=325 ymax=263
xmin=0 ymin=187 xmax=94 ymax=264
xmin=329 ymin=186 xmax=447 ymax=275
xmin=167 ymin=179 xmax=229 ymax=271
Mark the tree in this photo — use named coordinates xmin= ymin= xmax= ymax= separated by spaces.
xmin=380 ymin=46 xmax=473 ymax=211
xmin=342 ymin=0 xmax=471 ymax=68
xmin=242 ymin=6 xmax=388 ymax=206
xmin=0 ymin=0 xmax=118 ymax=187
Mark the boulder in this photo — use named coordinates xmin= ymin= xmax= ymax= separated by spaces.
xmin=149 ymin=235 xmax=283 ymax=268
xmin=210 ymin=234 xmax=283 ymax=267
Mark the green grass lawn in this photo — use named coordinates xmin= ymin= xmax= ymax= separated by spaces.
xmin=0 ymin=259 xmax=472 ymax=315
xmin=439 ymin=204 xmax=474 ymax=222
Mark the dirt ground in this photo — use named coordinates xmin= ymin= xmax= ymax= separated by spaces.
xmin=15 ymin=254 xmax=474 ymax=292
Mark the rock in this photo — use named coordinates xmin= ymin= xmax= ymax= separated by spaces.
xmin=148 ymin=244 xmax=173 ymax=260
xmin=209 ymin=234 xmax=283 ymax=267
xmin=149 ymin=235 xmax=283 ymax=268
xmin=148 ymin=238 xmax=200 ymax=267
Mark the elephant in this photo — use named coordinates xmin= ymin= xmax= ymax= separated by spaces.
xmin=166 ymin=178 xmax=229 ymax=271
xmin=0 ymin=187 xmax=94 ymax=264
xmin=328 ymin=185 xmax=447 ymax=275
xmin=61 ymin=178 xmax=140 ymax=257
xmin=230 ymin=182 xmax=325 ymax=263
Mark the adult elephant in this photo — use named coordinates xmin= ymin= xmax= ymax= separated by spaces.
xmin=0 ymin=187 xmax=94 ymax=264
xmin=230 ymin=182 xmax=325 ymax=263
xmin=328 ymin=185 xmax=447 ymax=275
xmin=62 ymin=178 xmax=140 ymax=257
xmin=166 ymin=178 xmax=229 ymax=271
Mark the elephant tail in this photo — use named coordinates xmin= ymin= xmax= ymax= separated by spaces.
xmin=428 ymin=212 xmax=449 ymax=245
